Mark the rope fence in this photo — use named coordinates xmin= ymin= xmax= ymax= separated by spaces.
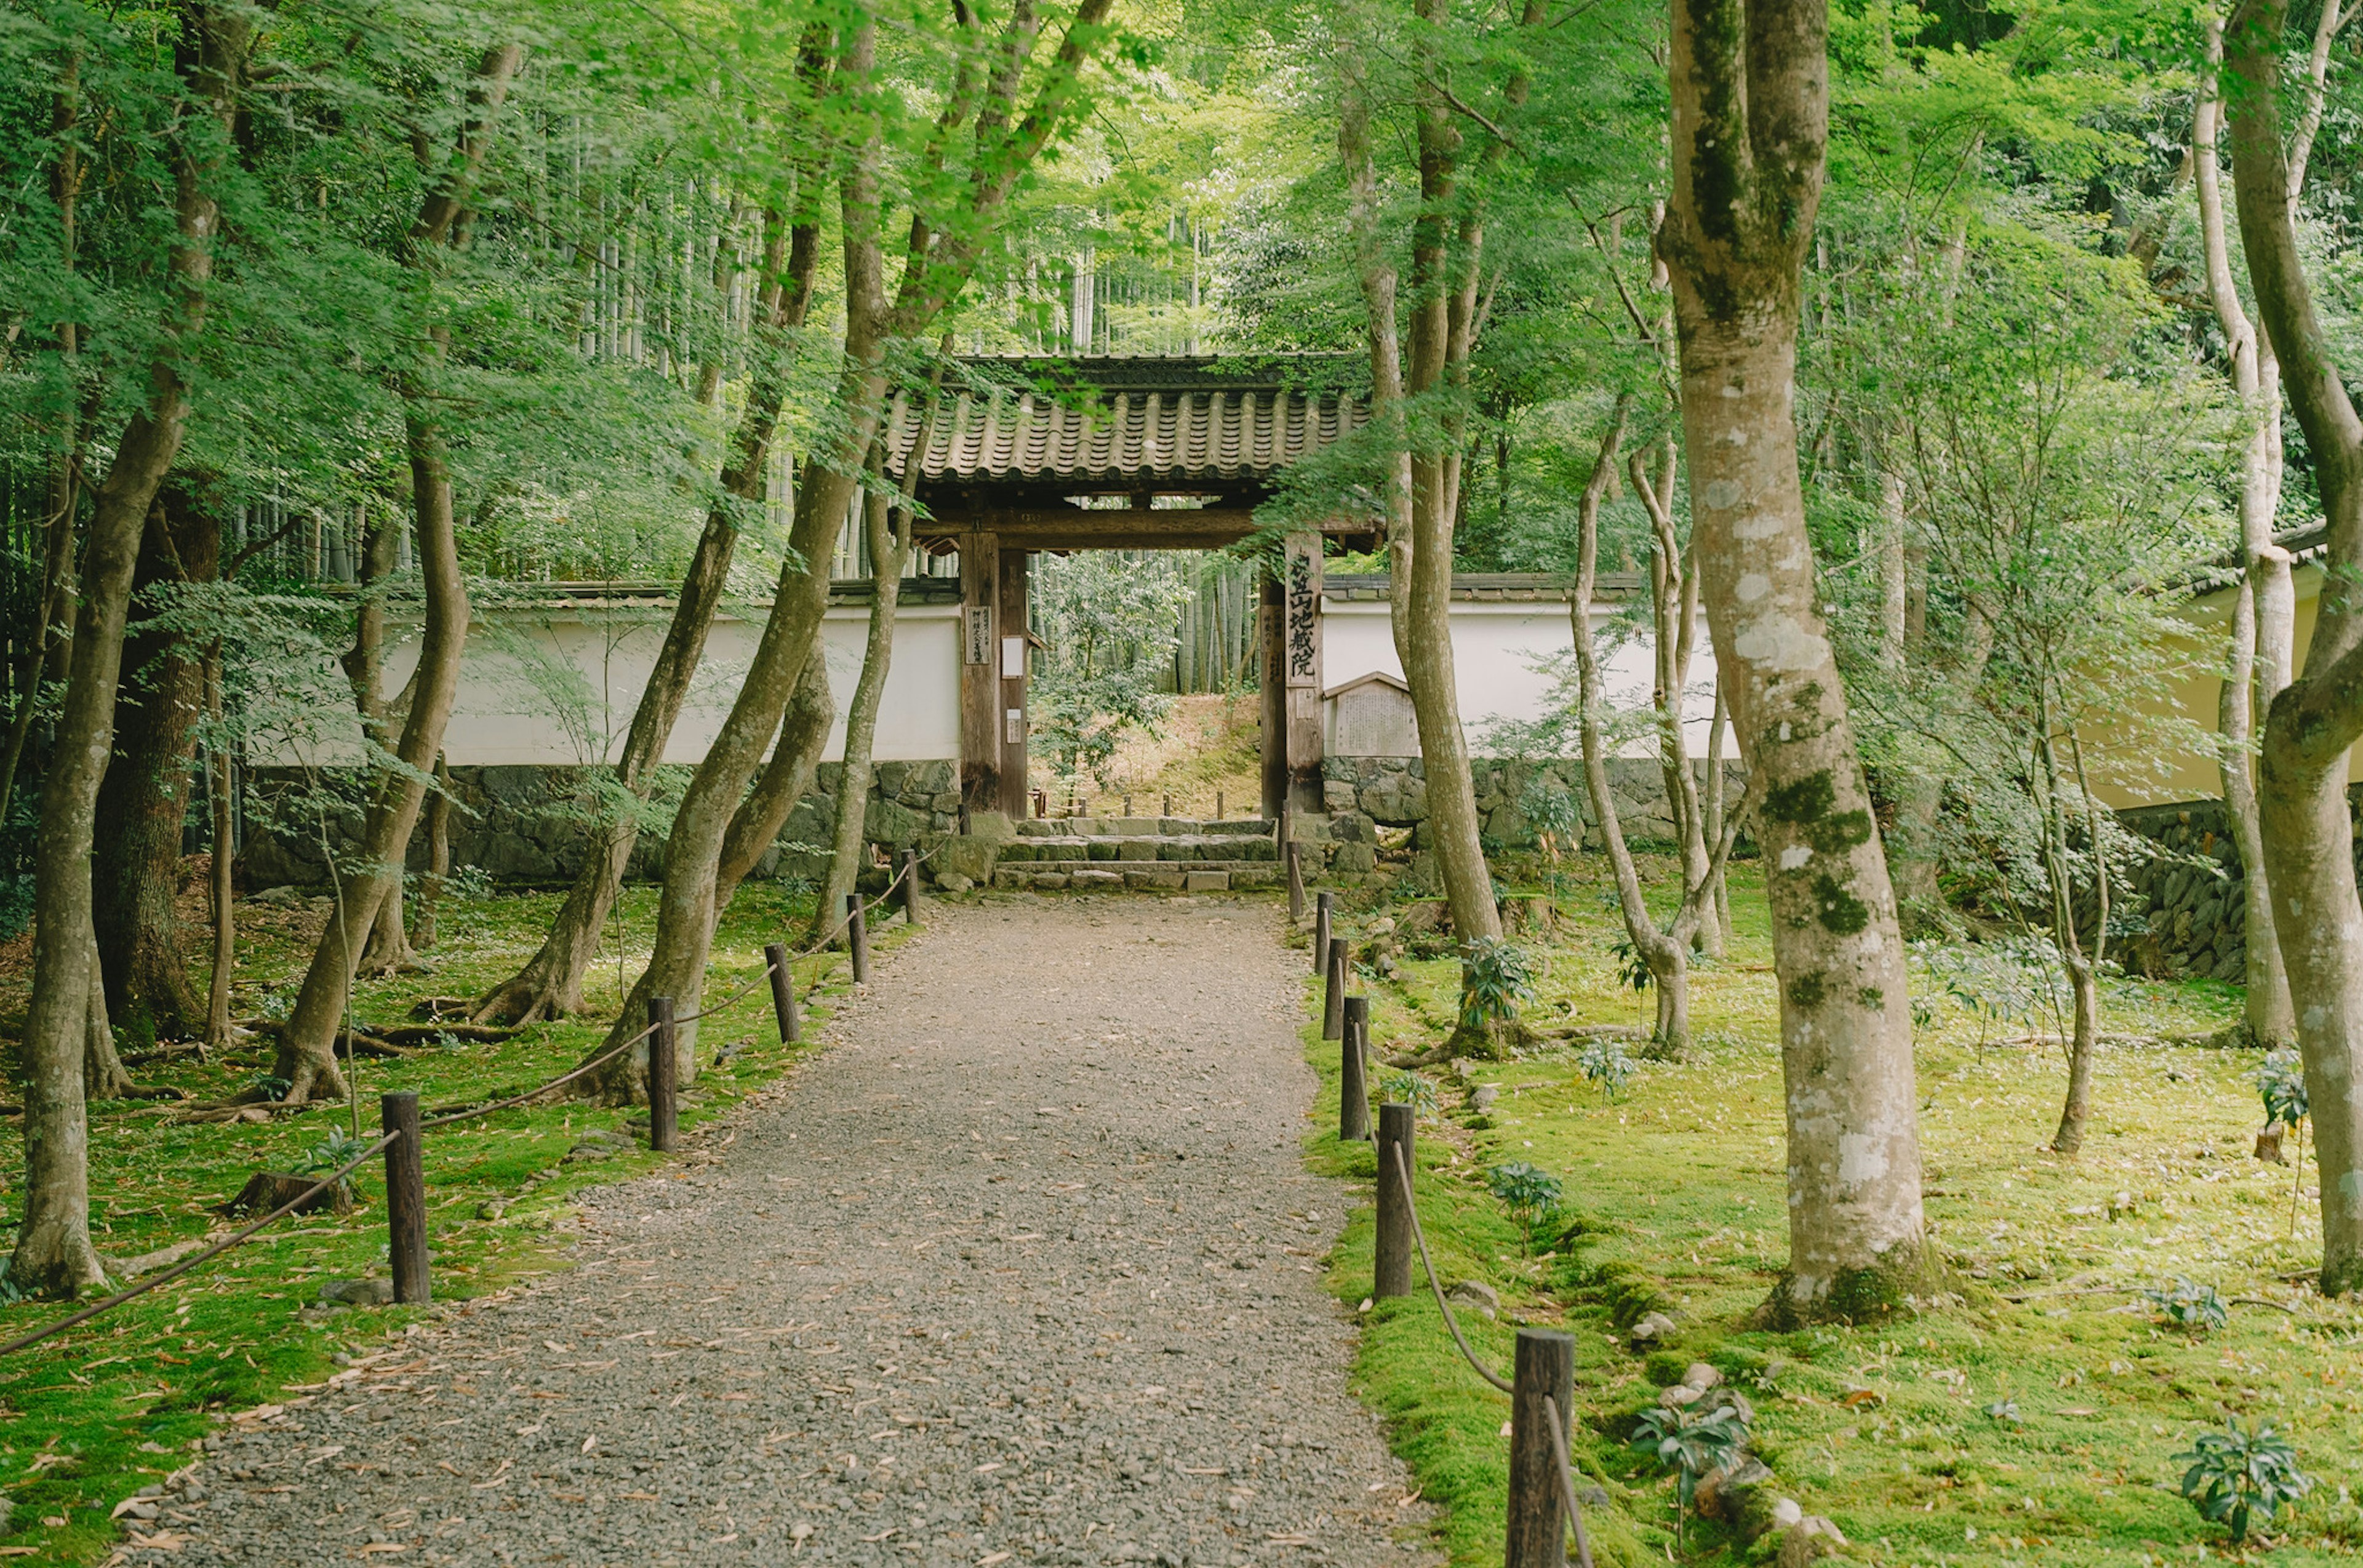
xmin=0 ymin=846 xmax=940 ymax=1357
xmin=1327 ymin=926 xmax=1594 ymax=1568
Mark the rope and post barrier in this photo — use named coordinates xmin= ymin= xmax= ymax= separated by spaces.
xmin=1340 ymin=996 xmax=1371 ymax=1142
xmin=1314 ymin=890 xmax=1333 ymax=974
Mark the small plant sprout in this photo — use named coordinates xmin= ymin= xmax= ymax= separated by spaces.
xmin=1487 ymin=1161 xmax=1564 ymax=1253
xmin=1381 ymin=1071 xmax=1438 ymax=1118
xmin=2143 ymin=1278 xmax=2229 ymax=1333
xmin=1458 ymin=937 xmax=1536 ymax=1036
xmin=1577 ymin=1037 xmax=1636 ymax=1100
xmin=1630 ymin=1401 xmax=1751 ymax=1549
xmin=2260 ymin=1048 xmax=2310 ymax=1236
xmin=299 ymin=1130 xmax=373 ymax=1205
xmin=1983 ymin=1397 xmax=2021 ymax=1425
xmin=2174 ymin=1420 xmax=2313 ymax=1543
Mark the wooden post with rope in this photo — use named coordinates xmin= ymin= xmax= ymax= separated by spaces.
xmin=846 ymin=893 xmax=870 ymax=984
xmin=1322 ymin=937 xmax=1346 ymax=1041
xmin=647 ymin=996 xmax=678 ymax=1154
xmin=382 ymin=1092 xmax=429 ymax=1305
xmin=1341 ymin=995 xmax=1370 ymax=1142
xmin=1507 ymin=1328 xmax=1577 ymax=1568
xmin=765 ymin=942 xmax=799 ymax=1044
xmin=1375 ymin=1102 xmax=1413 ymax=1298
xmin=1313 ymin=890 xmax=1333 ymax=974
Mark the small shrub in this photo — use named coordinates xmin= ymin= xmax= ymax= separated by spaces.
xmin=1631 ymin=1401 xmax=1751 ymax=1548
xmin=2260 ymin=1048 xmax=2309 ymax=1129
xmin=1487 ymin=1160 xmax=1564 ymax=1252
xmin=2174 ymin=1419 xmax=2312 ymax=1542
xmin=1982 ymin=1397 xmax=2021 ymax=1424
xmin=2143 ymin=1278 xmax=2229 ymax=1333
xmin=298 ymin=1130 xmax=374 ymax=1206
xmin=1577 ymin=1038 xmax=1636 ymax=1100
xmin=243 ymin=1073 xmax=292 ymax=1103
xmin=1459 ymin=937 xmax=1535 ymax=1033
xmin=1381 ymin=1070 xmax=1437 ymax=1117
xmin=1607 ymin=933 xmax=1653 ymax=993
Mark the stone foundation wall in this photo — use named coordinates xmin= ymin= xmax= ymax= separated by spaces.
xmin=1321 ymin=754 xmax=1744 ymax=849
xmin=2118 ymin=788 xmax=2363 ymax=982
xmin=240 ymin=761 xmax=961 ymax=889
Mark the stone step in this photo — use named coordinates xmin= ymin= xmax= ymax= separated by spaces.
xmin=995 ymin=834 xmax=1279 ymax=864
xmin=991 ymin=861 xmax=1280 ymax=892
xmin=1014 ymin=817 xmax=1275 ymax=838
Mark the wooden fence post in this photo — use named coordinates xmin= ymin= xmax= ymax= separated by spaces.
xmin=1322 ymin=937 xmax=1346 ymax=1041
xmin=900 ymin=849 xmax=923 ymax=924
xmin=1374 ymin=1102 xmax=1414 ymax=1298
xmin=846 ymin=893 xmax=870 ymax=984
xmin=1216 ymin=789 xmax=1225 ymax=820
xmin=1314 ymin=890 xmax=1333 ymax=974
xmin=381 ymin=1091 xmax=429 ymax=1305
xmin=1285 ymin=841 xmax=1305 ymax=921
xmin=647 ymin=996 xmax=677 ymax=1154
xmin=1341 ymin=995 xmax=1370 ymax=1142
xmin=765 ymin=942 xmax=799 ymax=1044
xmin=1506 ymin=1328 xmax=1577 ymax=1568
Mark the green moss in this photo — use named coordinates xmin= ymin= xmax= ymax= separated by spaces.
xmin=0 ymin=880 xmax=892 ymax=1564
xmin=1321 ymin=854 xmax=2363 ymax=1567
xmin=1809 ymin=873 xmax=1870 ymax=936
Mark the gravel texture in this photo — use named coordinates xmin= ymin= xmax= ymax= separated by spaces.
xmin=161 ymin=895 xmax=1434 ymax=1566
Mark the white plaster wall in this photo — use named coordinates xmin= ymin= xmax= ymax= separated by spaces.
xmin=1319 ymin=598 xmax=1731 ymax=758
xmin=253 ymin=603 xmax=962 ymax=767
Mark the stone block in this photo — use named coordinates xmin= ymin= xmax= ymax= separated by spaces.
xmin=1331 ymin=842 xmax=1377 ymax=874
xmin=1118 ymin=840 xmax=1159 ymax=862
xmin=1071 ymin=869 xmax=1122 ymax=889
xmin=931 ymin=792 xmax=962 ymax=814
xmin=875 ymin=761 xmax=910 ymax=796
xmin=1087 ymin=840 xmax=1119 ymax=862
xmin=930 ymin=833 xmax=1000 ymax=884
xmin=863 ymin=797 xmax=927 ymax=847
xmin=1124 ymin=867 xmax=1186 ymax=890
xmin=1234 ymin=836 xmax=1277 ymax=862
xmin=999 ymin=840 xmax=1036 ymax=863
xmin=1033 ymin=873 xmax=1071 ymax=889
xmin=1158 ymin=841 xmax=1195 ymax=862
xmin=1183 ymin=870 xmax=1230 ymax=893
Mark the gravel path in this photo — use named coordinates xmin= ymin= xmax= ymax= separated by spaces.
xmin=164 ymin=895 xmax=1434 ymax=1567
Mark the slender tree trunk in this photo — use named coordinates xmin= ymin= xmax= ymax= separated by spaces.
xmin=9 ymin=0 xmax=250 ymax=1297
xmin=2039 ymin=716 xmax=2102 ymax=1155
xmin=814 ymin=372 xmax=942 ymax=942
xmin=2197 ymin=26 xmax=2298 ymax=1045
xmin=83 ymin=920 xmax=135 ymax=1098
xmin=0 ymin=58 xmax=86 ymax=830
xmin=714 ymin=652 xmax=836 ymax=907
xmin=2228 ymin=0 xmax=2363 ymax=1295
xmin=471 ymin=205 xmax=824 ymax=1025
xmin=273 ymin=42 xmax=522 ymax=1102
xmin=1661 ymin=0 xmax=1928 ymax=1320
xmin=414 ymin=754 xmax=450 ymax=950
xmin=1704 ymin=681 xmax=1733 ymax=950
xmin=340 ymin=508 xmax=417 ymax=978
xmin=204 ymin=648 xmax=234 ymax=1050
xmin=92 ymin=487 xmax=218 ymax=1039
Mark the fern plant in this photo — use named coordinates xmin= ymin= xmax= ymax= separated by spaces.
xmin=1381 ymin=1071 xmax=1437 ymax=1118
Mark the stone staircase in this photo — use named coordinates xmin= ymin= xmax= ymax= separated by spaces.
xmin=991 ymin=816 xmax=1283 ymax=892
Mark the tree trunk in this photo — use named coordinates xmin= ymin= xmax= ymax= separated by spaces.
xmin=816 ymin=491 xmax=907 ymax=943
xmin=342 ymin=508 xmax=417 ymax=980
xmin=714 ymin=651 xmax=836 ymax=908
xmin=91 ymin=486 xmax=218 ymax=1041
xmin=83 ymin=921 xmax=136 ymax=1100
xmin=413 ymin=754 xmax=450 ymax=950
xmin=1661 ymin=0 xmax=1928 ymax=1321
xmin=273 ymin=42 xmax=521 ymax=1103
xmin=2197 ymin=25 xmax=2297 ymax=1046
xmin=471 ymin=205 xmax=824 ymax=1025
xmin=9 ymin=0 xmax=250 ymax=1297
xmin=0 ymin=60 xmax=86 ymax=831
xmin=1569 ymin=402 xmax=1731 ymax=1061
xmin=2227 ymin=0 xmax=2363 ymax=1295
xmin=204 ymin=648 xmax=234 ymax=1051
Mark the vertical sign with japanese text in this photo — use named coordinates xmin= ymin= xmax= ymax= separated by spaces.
xmin=1283 ymin=535 xmax=1320 ymax=689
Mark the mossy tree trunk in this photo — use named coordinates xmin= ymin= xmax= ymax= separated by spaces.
xmin=1661 ymin=0 xmax=1930 ymax=1320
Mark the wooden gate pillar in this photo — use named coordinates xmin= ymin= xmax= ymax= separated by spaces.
xmin=1259 ymin=571 xmax=1285 ymax=820
xmin=997 ymin=546 xmax=1031 ymax=817
xmin=959 ymin=532 xmax=1001 ymax=810
xmin=1281 ymin=532 xmax=1325 ymax=815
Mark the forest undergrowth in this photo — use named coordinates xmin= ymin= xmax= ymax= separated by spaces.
xmin=1303 ymin=859 xmax=2363 ymax=1567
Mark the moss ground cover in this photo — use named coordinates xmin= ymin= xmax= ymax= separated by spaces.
xmin=1302 ymin=857 xmax=2363 ymax=1566
xmin=0 ymin=879 xmax=889 ymax=1564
